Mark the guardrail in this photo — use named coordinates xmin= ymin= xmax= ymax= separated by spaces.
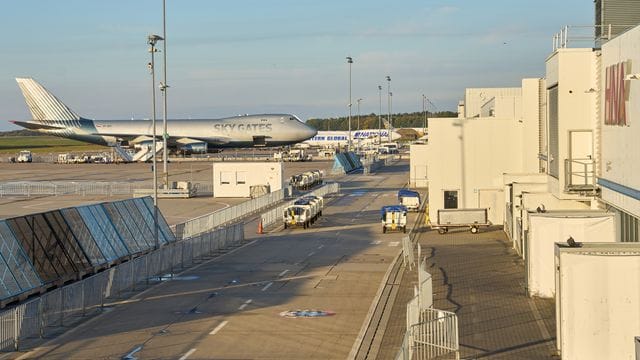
xmin=397 ymin=201 xmax=459 ymax=359
xmin=564 ymin=158 xmax=597 ymax=194
xmin=0 ymin=222 xmax=244 ymax=352
xmin=552 ymin=24 xmax=638 ymax=51
xmin=174 ymin=189 xmax=285 ymax=240
xmin=397 ymin=308 xmax=460 ymax=360
xmin=0 ymin=181 xmax=214 ymax=198
xmin=260 ymin=182 xmax=340 ymax=228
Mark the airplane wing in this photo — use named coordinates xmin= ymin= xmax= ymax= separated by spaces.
xmin=10 ymin=120 xmax=65 ymax=131
xmin=90 ymin=130 xmax=232 ymax=146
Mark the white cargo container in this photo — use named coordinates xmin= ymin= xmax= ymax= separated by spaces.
xmin=432 ymin=208 xmax=490 ymax=234
xmin=555 ymin=243 xmax=640 ymax=360
xmin=525 ymin=211 xmax=615 ymax=298
xmin=213 ymin=162 xmax=283 ymax=198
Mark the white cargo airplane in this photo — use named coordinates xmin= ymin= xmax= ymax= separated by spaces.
xmin=10 ymin=78 xmax=317 ymax=155
xmin=302 ymin=129 xmax=401 ymax=148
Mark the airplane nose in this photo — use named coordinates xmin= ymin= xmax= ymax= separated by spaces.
xmin=303 ymin=124 xmax=317 ymax=139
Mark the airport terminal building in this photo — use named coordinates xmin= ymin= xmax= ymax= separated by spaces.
xmin=410 ymin=8 xmax=640 ymax=359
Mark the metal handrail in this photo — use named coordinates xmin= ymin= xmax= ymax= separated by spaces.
xmin=552 ymin=24 xmax=638 ymax=51
xmin=564 ymin=158 xmax=597 ymax=193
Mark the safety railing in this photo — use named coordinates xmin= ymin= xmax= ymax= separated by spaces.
xmin=564 ymin=158 xmax=597 ymax=194
xmin=0 ymin=222 xmax=244 ymax=352
xmin=397 ymin=208 xmax=459 ymax=359
xmin=398 ymin=309 xmax=460 ymax=360
xmin=552 ymin=24 xmax=638 ymax=51
xmin=175 ymin=189 xmax=285 ymax=240
xmin=401 ymin=236 xmax=415 ymax=271
xmin=0 ymin=181 xmax=214 ymax=198
xmin=362 ymin=157 xmax=385 ymax=175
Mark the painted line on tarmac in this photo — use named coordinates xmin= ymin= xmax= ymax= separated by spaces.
xmin=307 ymin=251 xmax=315 ymax=257
xmin=317 ymin=245 xmax=324 ymax=249
xmin=238 ymin=299 xmax=253 ymax=310
xmin=22 ymin=201 xmax=54 ymax=209
xmin=389 ymin=241 xmax=400 ymax=247
xmin=278 ymin=269 xmax=290 ymax=277
xmin=122 ymin=345 xmax=143 ymax=360
xmin=178 ymin=348 xmax=197 ymax=360
xmin=370 ymin=240 xmax=381 ymax=245
xmin=261 ymin=282 xmax=273 ymax=291
xmin=209 ymin=320 xmax=228 ymax=335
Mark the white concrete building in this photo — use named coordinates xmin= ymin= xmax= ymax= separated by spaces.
xmin=212 ymin=162 xmax=283 ymax=198
xmin=423 ymin=79 xmax=543 ymax=226
xmin=598 ymin=24 xmax=640 ymax=242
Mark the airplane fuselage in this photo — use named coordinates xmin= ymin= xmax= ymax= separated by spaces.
xmin=11 ymin=78 xmax=317 ymax=151
xmin=18 ymin=114 xmax=316 ymax=149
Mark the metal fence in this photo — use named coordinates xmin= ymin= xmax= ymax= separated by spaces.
xmin=397 ymin=308 xmax=460 ymax=360
xmin=0 ymin=222 xmax=244 ymax=351
xmin=363 ymin=158 xmax=385 ymax=175
xmin=402 ymin=235 xmax=415 ymax=270
xmin=405 ymin=246 xmax=433 ymax=328
xmin=260 ymin=182 xmax=340 ymax=228
xmin=0 ymin=181 xmax=216 ymax=198
xmin=174 ymin=189 xmax=285 ymax=240
xmin=397 ymin=205 xmax=459 ymax=360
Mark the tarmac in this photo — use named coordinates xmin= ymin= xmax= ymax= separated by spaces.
xmin=0 ymin=158 xmax=559 ymax=359
xmin=376 ymin=225 xmax=557 ymax=360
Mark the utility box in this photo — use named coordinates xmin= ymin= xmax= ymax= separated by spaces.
xmin=555 ymin=243 xmax=640 ymax=360
xmin=526 ymin=211 xmax=615 ymax=298
xmin=213 ymin=162 xmax=283 ymax=198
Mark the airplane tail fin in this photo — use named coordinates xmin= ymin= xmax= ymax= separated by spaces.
xmin=15 ymin=78 xmax=80 ymax=121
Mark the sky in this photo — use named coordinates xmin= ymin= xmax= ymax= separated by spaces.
xmin=0 ymin=1 xmax=594 ymax=131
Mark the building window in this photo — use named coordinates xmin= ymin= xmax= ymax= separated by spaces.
xmin=220 ymin=172 xmax=233 ymax=185
xmin=444 ymin=190 xmax=458 ymax=209
xmin=236 ymin=172 xmax=247 ymax=185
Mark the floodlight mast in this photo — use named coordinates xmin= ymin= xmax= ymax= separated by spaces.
xmin=148 ymin=33 xmax=164 ymax=250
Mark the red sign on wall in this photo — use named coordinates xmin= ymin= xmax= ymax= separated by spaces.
xmin=604 ymin=62 xmax=627 ymax=126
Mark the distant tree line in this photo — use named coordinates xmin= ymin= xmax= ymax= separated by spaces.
xmin=0 ymin=130 xmax=39 ymax=137
xmin=306 ymin=110 xmax=457 ymax=131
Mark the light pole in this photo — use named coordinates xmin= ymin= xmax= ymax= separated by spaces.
xmin=148 ymin=33 xmax=163 ymax=250
xmin=356 ymin=98 xmax=362 ymax=152
xmin=422 ymin=94 xmax=427 ymax=135
xmin=161 ymin=0 xmax=170 ymax=189
xmin=386 ymin=76 xmax=391 ymax=142
xmin=346 ymin=56 xmax=353 ymax=152
xmin=389 ymin=92 xmax=393 ymax=142
xmin=378 ymin=85 xmax=382 ymax=145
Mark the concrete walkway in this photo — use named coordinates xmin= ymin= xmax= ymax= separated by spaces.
xmin=377 ymin=226 xmax=557 ymax=360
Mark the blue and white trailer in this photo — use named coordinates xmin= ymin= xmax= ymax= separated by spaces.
xmin=381 ymin=205 xmax=408 ymax=233
xmin=397 ymin=189 xmax=421 ymax=212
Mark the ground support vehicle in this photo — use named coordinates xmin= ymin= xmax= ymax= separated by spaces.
xmin=293 ymin=198 xmax=319 ymax=225
xmin=398 ymin=189 xmax=421 ymax=211
xmin=431 ymin=208 xmax=491 ymax=234
xmin=283 ymin=205 xmax=312 ymax=229
xmin=381 ymin=205 xmax=408 ymax=233
xmin=290 ymin=170 xmax=324 ymax=190
xmin=302 ymin=195 xmax=324 ymax=216
xmin=17 ymin=150 xmax=32 ymax=163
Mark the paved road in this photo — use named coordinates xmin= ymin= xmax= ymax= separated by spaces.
xmin=18 ymin=163 xmax=412 ymax=359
